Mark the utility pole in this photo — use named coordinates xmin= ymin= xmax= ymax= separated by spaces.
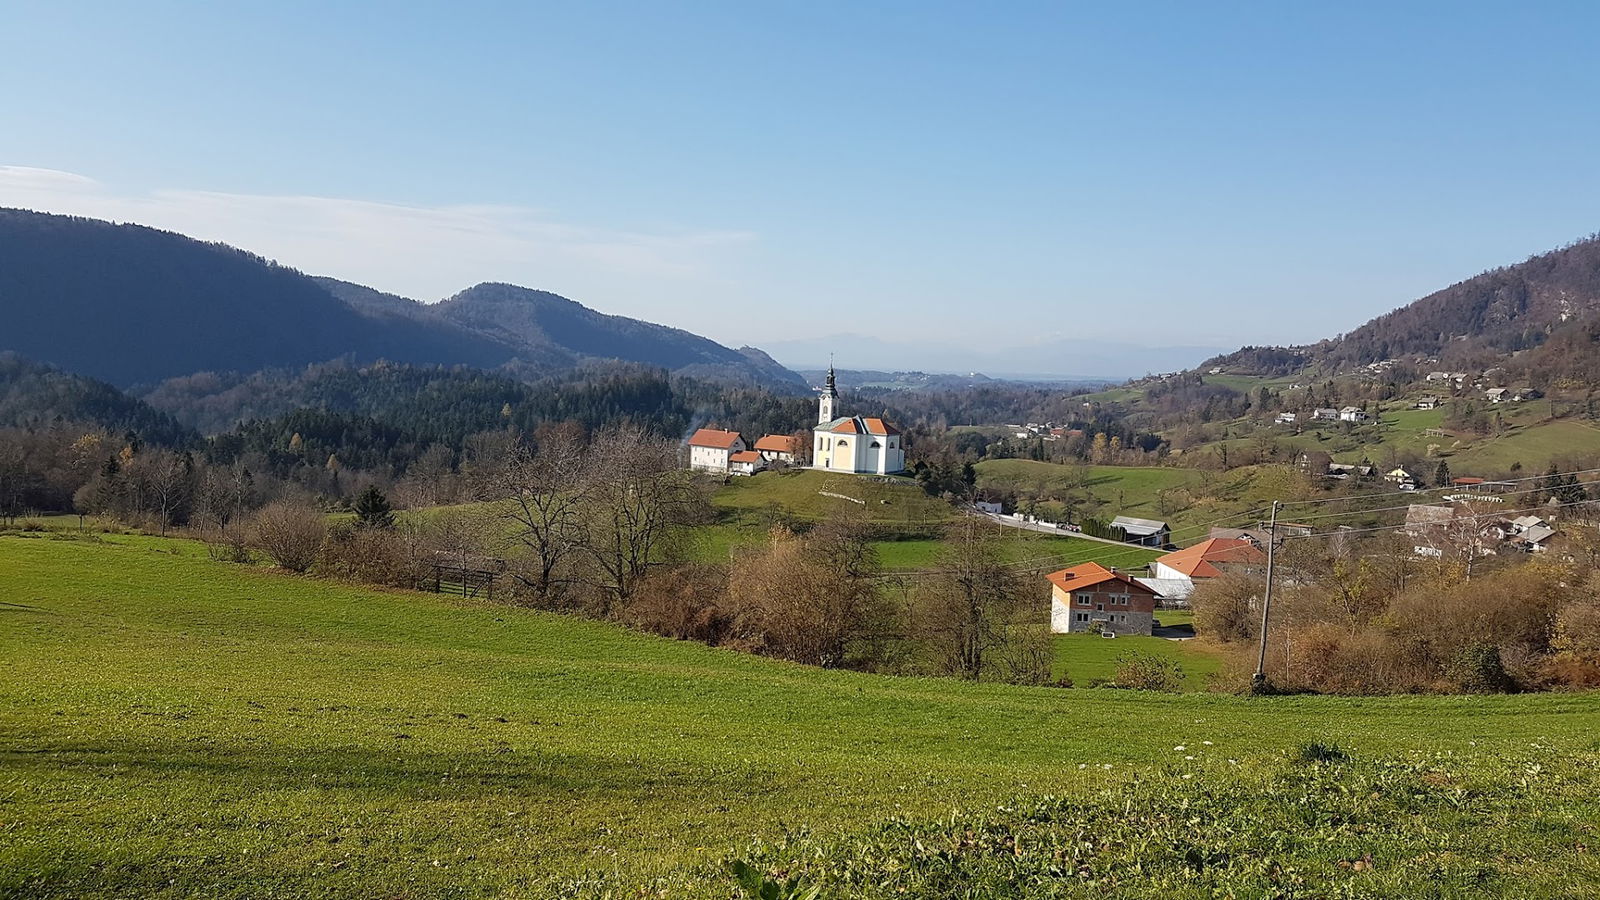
xmin=1253 ymin=500 xmax=1281 ymax=685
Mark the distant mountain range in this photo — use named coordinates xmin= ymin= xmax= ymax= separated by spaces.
xmin=765 ymin=334 xmax=1226 ymax=381
xmin=0 ymin=209 xmax=806 ymax=391
xmin=1204 ymin=234 xmax=1600 ymax=383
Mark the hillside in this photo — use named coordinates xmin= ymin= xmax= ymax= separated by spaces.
xmin=4 ymin=532 xmax=1598 ymax=896
xmin=0 ymin=209 xmax=804 ymax=390
xmin=0 ymin=353 xmax=195 ymax=446
xmin=433 ymin=282 xmax=807 ymax=389
xmin=1204 ymin=233 xmax=1600 ymax=382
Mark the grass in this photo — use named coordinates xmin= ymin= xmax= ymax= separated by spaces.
xmin=1051 ymin=632 xmax=1221 ymax=690
xmin=711 ymin=468 xmax=955 ymax=527
xmin=4 ymin=533 xmax=1599 ymax=897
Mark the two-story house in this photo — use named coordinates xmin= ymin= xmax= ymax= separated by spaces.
xmin=1047 ymin=562 xmax=1162 ymax=636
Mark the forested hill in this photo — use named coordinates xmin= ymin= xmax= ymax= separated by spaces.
xmin=0 ymin=353 xmax=196 ymax=446
xmin=0 ymin=209 xmax=805 ymax=390
xmin=1203 ymin=234 xmax=1600 ymax=381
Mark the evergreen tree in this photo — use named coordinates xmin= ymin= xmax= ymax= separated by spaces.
xmin=353 ymin=484 xmax=395 ymax=529
xmin=1434 ymin=460 xmax=1451 ymax=488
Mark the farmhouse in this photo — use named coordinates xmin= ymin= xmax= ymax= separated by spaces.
xmin=1415 ymin=396 xmax=1439 ymax=410
xmin=1340 ymin=406 xmax=1369 ymax=423
xmin=1153 ymin=537 xmax=1266 ymax=580
xmin=1312 ymin=407 xmax=1339 ymax=421
xmin=1047 ymin=562 xmax=1161 ymax=636
xmin=1275 ymin=412 xmax=1298 ymax=425
xmin=811 ymin=366 xmax=907 ymax=475
xmin=1486 ymin=388 xmax=1509 ymax=403
xmin=687 ymin=428 xmax=746 ymax=474
xmin=753 ymin=434 xmax=800 ymax=464
xmin=1110 ymin=515 xmax=1170 ymax=547
xmin=1386 ymin=467 xmax=1419 ymax=489
xmin=728 ymin=450 xmax=764 ymax=476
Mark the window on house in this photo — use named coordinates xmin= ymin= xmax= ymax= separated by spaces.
xmin=870 ymin=440 xmax=881 ymax=448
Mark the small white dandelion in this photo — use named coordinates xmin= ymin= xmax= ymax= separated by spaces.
xmin=1185 ymin=755 xmax=1195 ymax=761
xmin=1202 ymin=740 xmax=1214 ymax=746
xmin=1174 ymin=745 xmax=1186 ymax=751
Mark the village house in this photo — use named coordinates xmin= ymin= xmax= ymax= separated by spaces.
xmin=1415 ymin=396 xmax=1439 ymax=410
xmin=1385 ymin=467 xmax=1419 ymax=490
xmin=1485 ymin=387 xmax=1508 ymax=403
xmin=752 ymin=434 xmax=800 ymax=464
xmin=812 ymin=366 xmax=907 ymax=475
xmin=1339 ymin=406 xmax=1370 ymax=423
xmin=1138 ymin=537 xmax=1267 ymax=604
xmin=1110 ymin=515 xmax=1170 ymax=548
xmin=1312 ymin=407 xmax=1340 ymax=421
xmin=1047 ymin=562 xmax=1161 ymax=636
xmin=727 ymin=450 xmax=764 ymax=476
xmin=686 ymin=428 xmax=746 ymax=474
xmin=1275 ymin=412 xmax=1298 ymax=425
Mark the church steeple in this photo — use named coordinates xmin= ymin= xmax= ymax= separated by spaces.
xmin=818 ymin=361 xmax=838 ymax=424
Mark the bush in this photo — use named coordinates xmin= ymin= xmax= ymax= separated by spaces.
xmin=199 ymin=526 xmax=253 ymax=564
xmin=1111 ymin=653 xmax=1184 ymax=691
xmin=319 ymin=521 xmax=418 ymax=586
xmin=250 ymin=500 xmax=327 ymax=573
xmin=620 ymin=565 xmax=733 ymax=644
xmin=1448 ymin=643 xmax=1517 ymax=693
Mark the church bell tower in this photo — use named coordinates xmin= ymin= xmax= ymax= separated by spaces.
xmin=818 ymin=363 xmax=838 ymax=424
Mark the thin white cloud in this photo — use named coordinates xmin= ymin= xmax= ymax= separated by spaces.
xmin=0 ymin=167 xmax=755 ymax=310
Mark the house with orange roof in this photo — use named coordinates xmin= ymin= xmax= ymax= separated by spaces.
xmin=1047 ymin=562 xmax=1161 ymax=635
xmin=753 ymin=434 xmax=801 ymax=464
xmin=810 ymin=365 xmax=906 ymax=475
xmin=686 ymin=427 xmax=746 ymax=474
xmin=1148 ymin=537 xmax=1266 ymax=592
xmin=728 ymin=449 xmax=764 ymax=476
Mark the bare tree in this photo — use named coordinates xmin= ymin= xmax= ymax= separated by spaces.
xmin=492 ymin=430 xmax=590 ymax=605
xmin=578 ymin=425 xmax=708 ymax=610
xmin=910 ymin=517 xmax=1032 ymax=680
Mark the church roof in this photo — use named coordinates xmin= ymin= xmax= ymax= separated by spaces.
xmin=820 ymin=415 xmax=901 ymax=436
xmin=687 ymin=428 xmax=742 ymax=449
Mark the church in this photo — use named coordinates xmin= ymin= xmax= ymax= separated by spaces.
xmin=811 ymin=366 xmax=907 ymax=475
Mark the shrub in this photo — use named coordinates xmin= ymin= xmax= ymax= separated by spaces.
xmin=621 ymin=565 xmax=733 ymax=644
xmin=1111 ymin=653 xmax=1184 ymax=691
xmin=1448 ymin=643 xmax=1517 ymax=693
xmin=250 ymin=499 xmax=327 ymax=573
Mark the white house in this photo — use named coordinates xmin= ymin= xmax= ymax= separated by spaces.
xmin=1340 ymin=406 xmax=1369 ymax=423
xmin=1275 ymin=412 xmax=1298 ymax=425
xmin=1312 ymin=407 xmax=1339 ymax=421
xmin=728 ymin=450 xmax=764 ymax=476
xmin=687 ymin=428 xmax=745 ymax=473
xmin=811 ymin=366 xmax=906 ymax=475
xmin=753 ymin=434 xmax=800 ymax=464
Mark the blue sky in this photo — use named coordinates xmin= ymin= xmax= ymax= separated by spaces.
xmin=4 ymin=1 xmax=1599 ymax=371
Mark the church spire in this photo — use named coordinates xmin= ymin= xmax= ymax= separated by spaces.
xmin=818 ymin=357 xmax=839 ymax=424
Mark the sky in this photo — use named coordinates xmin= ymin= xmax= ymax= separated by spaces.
xmin=4 ymin=1 xmax=1600 ymax=372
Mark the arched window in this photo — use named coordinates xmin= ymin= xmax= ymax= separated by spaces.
xmin=837 ymin=439 xmax=848 ymax=448
xmin=870 ymin=440 xmax=881 ymax=448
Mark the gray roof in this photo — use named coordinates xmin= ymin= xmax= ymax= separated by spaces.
xmin=1111 ymin=516 xmax=1169 ymax=535
xmin=1135 ymin=577 xmax=1194 ymax=600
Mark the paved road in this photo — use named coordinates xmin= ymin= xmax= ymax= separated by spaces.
xmin=973 ymin=509 xmax=1150 ymax=549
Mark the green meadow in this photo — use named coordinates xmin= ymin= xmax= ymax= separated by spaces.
xmin=3 ymin=533 xmax=1599 ymax=897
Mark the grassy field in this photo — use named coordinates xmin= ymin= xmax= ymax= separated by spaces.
xmin=711 ymin=468 xmax=954 ymax=527
xmin=973 ymin=459 xmax=1315 ymax=537
xmin=4 ymin=534 xmax=1599 ymax=897
xmin=1052 ymin=631 xmax=1222 ymax=690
